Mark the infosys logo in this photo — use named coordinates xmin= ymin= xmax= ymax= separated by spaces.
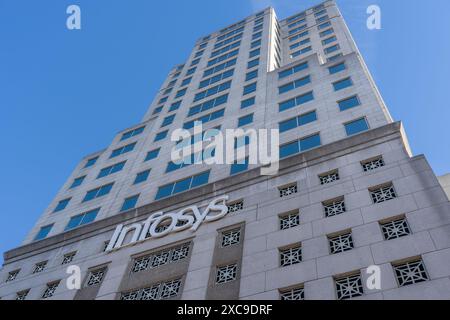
xmin=105 ymin=195 xmax=229 ymax=252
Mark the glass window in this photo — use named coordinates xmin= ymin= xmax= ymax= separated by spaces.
xmin=134 ymin=170 xmax=150 ymax=184
xmin=243 ymin=82 xmax=257 ymax=95
xmin=338 ymin=96 xmax=360 ymax=111
xmin=245 ymin=70 xmax=258 ymax=81
xmin=279 ymin=111 xmax=317 ymax=133
xmin=241 ymin=97 xmax=255 ymax=109
xmin=238 ymin=114 xmax=254 ymax=127
xmin=345 ymin=118 xmax=369 ymax=136
xmin=97 ymin=161 xmax=126 ymax=179
xmin=145 ymin=148 xmax=160 ymax=161
xmin=70 ymin=176 xmax=86 ymax=189
xmin=84 ymin=156 xmax=98 ymax=168
xmin=279 ymin=91 xmax=314 ymax=112
xmin=155 ymin=171 xmax=210 ymax=200
xmin=121 ymin=126 xmax=144 ymax=141
xmin=161 ymin=114 xmax=175 ymax=127
xmin=34 ymin=225 xmax=53 ymax=241
xmin=169 ymin=101 xmax=182 ymax=112
xmin=181 ymin=77 xmax=192 ymax=86
xmin=333 ymin=77 xmax=353 ymax=91
xmin=120 ymin=195 xmax=139 ymax=212
xmin=247 ymin=58 xmax=260 ymax=69
xmin=110 ymin=143 xmax=136 ymax=158
xmin=152 ymin=106 xmax=163 ymax=115
xmin=65 ymin=209 xmax=100 ymax=231
xmin=53 ymin=198 xmax=71 ymax=213
xmin=278 ymin=62 xmax=308 ymax=79
xmin=328 ymin=62 xmax=346 ymax=74
xmin=280 ymin=134 xmax=321 ymax=158
xmin=230 ymin=158 xmax=249 ymax=175
xmin=279 ymin=75 xmax=311 ymax=94
xmin=154 ymin=130 xmax=168 ymax=142
xmin=249 ymin=48 xmax=260 ymax=58
xmin=322 ymin=36 xmax=337 ymax=46
xmin=324 ymin=44 xmax=340 ymax=54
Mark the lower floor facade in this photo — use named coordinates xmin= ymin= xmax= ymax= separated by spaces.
xmin=1 ymin=122 xmax=450 ymax=300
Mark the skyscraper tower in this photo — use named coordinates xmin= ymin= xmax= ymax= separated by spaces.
xmin=1 ymin=0 xmax=449 ymax=300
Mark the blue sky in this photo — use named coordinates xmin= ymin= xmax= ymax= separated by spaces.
xmin=1 ymin=0 xmax=449 ymax=265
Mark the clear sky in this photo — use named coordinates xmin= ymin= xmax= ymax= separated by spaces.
xmin=1 ymin=0 xmax=450 ymax=265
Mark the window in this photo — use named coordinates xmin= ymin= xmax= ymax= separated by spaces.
xmin=175 ymin=88 xmax=187 ymax=98
xmin=289 ymin=38 xmax=310 ymax=50
xmin=329 ymin=62 xmax=346 ymax=74
xmin=279 ymin=184 xmax=297 ymax=197
xmin=145 ymin=148 xmax=160 ymax=161
xmin=333 ymin=77 xmax=353 ymax=91
xmin=42 ymin=281 xmax=60 ymax=299
xmin=62 ymin=252 xmax=76 ymax=265
xmin=120 ymin=195 xmax=139 ymax=212
xmin=289 ymin=24 xmax=307 ymax=36
xmin=287 ymin=12 xmax=305 ymax=23
xmin=392 ymin=259 xmax=429 ymax=287
xmin=194 ymin=81 xmax=231 ymax=102
xmin=163 ymin=87 xmax=173 ymax=95
xmin=345 ymin=118 xmax=369 ymax=136
xmin=70 ymin=176 xmax=86 ymax=189
xmin=241 ymin=97 xmax=255 ymax=109
xmin=319 ymin=170 xmax=340 ymax=185
xmin=320 ymin=28 xmax=334 ymax=38
xmin=216 ymin=264 xmax=237 ymax=284
xmin=280 ymin=245 xmax=302 ymax=267
xmin=183 ymin=109 xmax=224 ymax=129
xmin=291 ymin=46 xmax=312 ymax=58
xmin=121 ymin=126 xmax=144 ymax=141
xmin=158 ymin=96 xmax=168 ymax=104
xmin=221 ymin=229 xmax=241 ymax=247
xmin=121 ymin=279 xmax=182 ymax=300
xmin=370 ymin=183 xmax=397 ymax=203
xmin=251 ymin=39 xmax=261 ymax=48
xmin=238 ymin=114 xmax=253 ymax=127
xmin=211 ymin=41 xmax=241 ymax=58
xmin=161 ymin=114 xmax=175 ymax=127
xmin=335 ymin=273 xmax=363 ymax=300
xmin=181 ymin=77 xmax=192 ymax=87
xmin=199 ymin=69 xmax=234 ymax=89
xmin=169 ymin=101 xmax=182 ymax=112
xmin=249 ymin=48 xmax=260 ymax=58
xmin=280 ymin=286 xmax=304 ymax=300
xmin=110 ymin=142 xmax=136 ymax=158
xmin=199 ymin=42 xmax=207 ymax=50
xmin=247 ymin=58 xmax=259 ymax=69
xmin=279 ymin=91 xmax=314 ymax=112
xmin=16 ymin=290 xmax=29 ymax=300
xmin=329 ymin=232 xmax=354 ymax=254
xmin=6 ymin=270 xmax=20 ymax=282
xmin=203 ymin=58 xmax=237 ymax=78
xmin=280 ymin=133 xmax=321 ymax=158
xmin=323 ymin=197 xmax=346 ymax=217
xmin=84 ymin=156 xmax=98 ymax=168
xmin=189 ymin=94 xmax=228 ymax=116
xmin=278 ymin=62 xmax=308 ymax=79
xmin=279 ymin=110 xmax=317 ymax=133
xmin=318 ymin=21 xmax=332 ymax=30
xmin=215 ymin=34 xmax=242 ymax=50
xmin=362 ymin=156 xmax=385 ymax=172
xmin=315 ymin=8 xmax=327 ymax=17
xmin=380 ymin=216 xmax=411 ymax=240
xmin=152 ymin=106 xmax=163 ymax=115
xmin=132 ymin=243 xmax=190 ymax=273
xmin=338 ymin=96 xmax=360 ymax=111
xmin=53 ymin=198 xmax=71 ymax=212
xmin=289 ymin=30 xmax=309 ymax=43
xmin=230 ymin=158 xmax=249 ymax=175
xmin=97 ymin=161 xmax=126 ymax=179
xmin=288 ymin=18 xmax=306 ymax=29
xmin=324 ymin=44 xmax=340 ymax=55
xmin=155 ymin=171 xmax=210 ymax=200
xmin=134 ymin=169 xmax=151 ymax=184
xmin=252 ymin=31 xmax=262 ymax=40
xmin=279 ymin=211 xmax=300 ymax=230
xmin=33 ymin=261 xmax=47 ymax=274
xmin=186 ymin=67 xmax=196 ymax=76
xmin=195 ymin=50 xmax=204 ymax=58
xmin=207 ymin=49 xmax=239 ymax=67
xmin=279 ymin=75 xmax=311 ymax=94
xmin=154 ymin=130 xmax=168 ymax=142
xmin=245 ymin=70 xmax=258 ymax=81
xmin=322 ymin=35 xmax=337 ymax=46
xmin=34 ymin=225 xmax=53 ymax=241
xmin=65 ymin=208 xmax=100 ymax=231
xmin=316 ymin=15 xmax=329 ymax=23
xmin=190 ymin=58 xmax=200 ymax=66
xmin=83 ymin=183 xmax=113 ymax=202
xmin=227 ymin=200 xmax=244 ymax=213
xmin=172 ymin=71 xmax=181 ymax=79
xmin=86 ymin=268 xmax=107 ymax=286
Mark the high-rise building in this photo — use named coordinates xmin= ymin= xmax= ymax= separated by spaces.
xmin=1 ymin=0 xmax=450 ymax=300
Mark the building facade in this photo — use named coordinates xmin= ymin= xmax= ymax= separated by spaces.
xmin=1 ymin=0 xmax=450 ymax=300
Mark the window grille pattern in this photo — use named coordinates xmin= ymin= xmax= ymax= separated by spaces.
xmin=279 ymin=212 xmax=300 ymax=230
xmin=280 ymin=287 xmax=304 ymax=300
xmin=319 ymin=171 xmax=340 ymax=185
xmin=393 ymin=259 xmax=429 ymax=287
xmin=216 ymin=264 xmax=237 ymax=284
xmin=227 ymin=201 xmax=244 ymax=213
xmin=279 ymin=184 xmax=297 ymax=197
xmin=362 ymin=157 xmax=385 ymax=172
xmin=62 ymin=253 xmax=76 ymax=265
xmin=121 ymin=279 xmax=182 ymax=300
xmin=16 ymin=290 xmax=29 ymax=300
xmin=329 ymin=233 xmax=354 ymax=254
xmin=280 ymin=246 xmax=302 ymax=267
xmin=86 ymin=268 xmax=106 ymax=286
xmin=42 ymin=282 xmax=59 ymax=299
xmin=335 ymin=273 xmax=363 ymax=300
xmin=381 ymin=218 xmax=411 ymax=240
xmin=131 ymin=243 xmax=190 ymax=273
xmin=33 ymin=261 xmax=47 ymax=274
xmin=323 ymin=198 xmax=346 ymax=217
xmin=221 ymin=229 xmax=241 ymax=247
xmin=7 ymin=270 xmax=20 ymax=282
xmin=370 ymin=184 xmax=396 ymax=203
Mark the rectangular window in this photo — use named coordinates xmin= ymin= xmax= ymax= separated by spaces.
xmin=345 ymin=118 xmax=369 ymax=136
xmin=188 ymin=94 xmax=228 ymax=116
xmin=291 ymin=46 xmax=312 ymax=58
xmin=280 ymin=245 xmax=302 ymax=266
xmin=249 ymin=48 xmax=260 ymax=58
xmin=181 ymin=77 xmax=192 ymax=87
xmin=289 ymin=38 xmax=310 ymax=50
xmin=289 ymin=24 xmax=307 ymax=36
xmin=155 ymin=171 xmax=210 ymax=200
xmin=158 ymin=96 xmax=168 ymax=104
xmin=243 ymin=82 xmax=257 ymax=95
xmin=186 ymin=67 xmax=196 ymax=76
xmin=169 ymin=101 xmax=182 ymax=112
xmin=380 ymin=216 xmax=410 ymax=240
xmin=145 ymin=148 xmax=160 ymax=161
xmin=53 ymin=198 xmax=71 ymax=213
xmin=247 ymin=58 xmax=260 ymax=69
xmin=280 ymin=134 xmax=321 ymax=158
xmin=190 ymin=58 xmax=200 ymax=66
xmin=230 ymin=158 xmax=249 ymax=175
xmin=83 ymin=183 xmax=113 ymax=203
xmin=362 ymin=156 xmax=385 ymax=172
xmin=328 ymin=62 xmax=346 ymax=74
xmin=161 ymin=114 xmax=175 ymax=127
xmin=393 ymin=259 xmax=429 ymax=287
xmin=280 ymin=286 xmax=304 ymax=300
xmin=322 ymin=35 xmax=337 ymax=46
xmin=369 ymin=183 xmax=396 ymax=203
xmin=338 ymin=96 xmax=360 ymax=111
xmin=279 ymin=91 xmax=314 ymax=112
xmin=335 ymin=273 xmax=363 ymax=300
xmin=134 ymin=169 xmax=150 ymax=184
xmin=279 ymin=211 xmax=300 ymax=230
xmin=252 ymin=31 xmax=262 ymax=40
xmin=333 ymin=77 xmax=353 ymax=91
xmin=214 ymin=34 xmax=242 ymax=50
xmin=241 ymin=97 xmax=255 ymax=109
xmin=216 ymin=264 xmax=237 ymax=284
xmin=320 ymin=28 xmax=334 ymax=38
xmin=194 ymin=81 xmax=231 ymax=102
xmin=97 ymin=161 xmax=126 ymax=179
xmin=70 ymin=176 xmax=85 ymax=189
xmin=110 ymin=143 xmax=136 ymax=158
xmin=278 ymin=62 xmax=308 ymax=79
xmin=279 ymin=184 xmax=297 ymax=198
xmin=211 ymin=41 xmax=241 ymax=58
xmin=221 ymin=229 xmax=241 ymax=247
xmin=152 ymin=106 xmax=163 ymax=115
xmin=84 ymin=156 xmax=99 ymax=168
xmin=251 ymin=39 xmax=261 ymax=48
xmin=121 ymin=126 xmax=144 ymax=141
xmin=34 ymin=225 xmax=53 ymax=241
xmin=279 ymin=75 xmax=311 ymax=94
xmin=199 ymin=69 xmax=234 ymax=89
xmin=324 ymin=44 xmax=340 ymax=54
xmin=183 ymin=109 xmax=225 ymax=129
xmin=316 ymin=15 xmax=329 ymax=23
xmin=319 ymin=170 xmax=340 ymax=185
xmin=120 ymin=195 xmax=139 ymax=212
xmin=154 ymin=130 xmax=168 ymax=142
xmin=289 ymin=30 xmax=309 ymax=43
xmin=65 ymin=208 xmax=100 ymax=231
xmin=279 ymin=110 xmax=317 ymax=133
xmin=318 ymin=21 xmax=332 ymax=30
xmin=42 ymin=281 xmax=60 ymax=299
xmin=175 ymin=88 xmax=187 ymax=98
xmin=163 ymin=88 xmax=172 ymax=95
xmin=207 ymin=49 xmax=239 ymax=67
xmin=203 ymin=58 xmax=237 ymax=78
xmin=329 ymin=232 xmax=354 ymax=254
xmin=245 ymin=70 xmax=258 ymax=81
xmin=323 ymin=197 xmax=346 ymax=217
xmin=238 ymin=114 xmax=254 ymax=127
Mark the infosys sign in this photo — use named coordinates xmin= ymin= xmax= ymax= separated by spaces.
xmin=105 ymin=195 xmax=229 ymax=252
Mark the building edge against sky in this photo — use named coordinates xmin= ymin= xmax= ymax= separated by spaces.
xmin=1 ymin=0 xmax=450 ymax=300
